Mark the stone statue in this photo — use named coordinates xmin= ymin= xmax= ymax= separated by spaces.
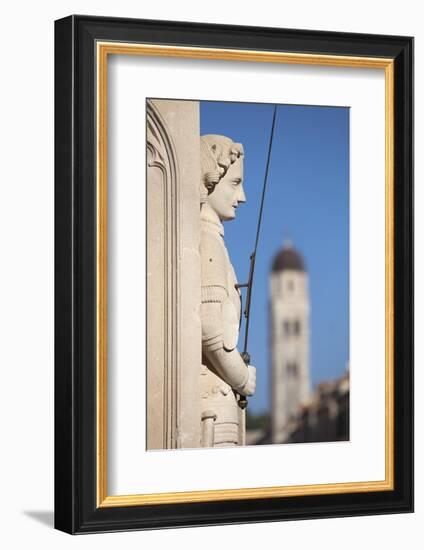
xmin=199 ymin=134 xmax=256 ymax=447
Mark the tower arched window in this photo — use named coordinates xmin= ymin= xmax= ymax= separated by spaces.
xmin=294 ymin=320 xmax=300 ymax=335
xmin=283 ymin=320 xmax=301 ymax=337
xmin=286 ymin=361 xmax=299 ymax=378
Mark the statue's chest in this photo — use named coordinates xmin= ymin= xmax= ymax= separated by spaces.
xmin=222 ymin=247 xmax=241 ymax=325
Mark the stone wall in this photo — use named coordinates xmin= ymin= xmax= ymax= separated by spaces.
xmin=146 ymin=99 xmax=202 ymax=449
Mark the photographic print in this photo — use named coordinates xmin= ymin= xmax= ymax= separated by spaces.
xmin=55 ymin=16 xmax=413 ymax=532
xmin=146 ymin=98 xmax=349 ymax=450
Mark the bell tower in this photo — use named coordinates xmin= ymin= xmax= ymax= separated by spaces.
xmin=270 ymin=240 xmax=310 ymax=443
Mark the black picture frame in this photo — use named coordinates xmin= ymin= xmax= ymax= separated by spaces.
xmin=55 ymin=14 xmax=413 ymax=534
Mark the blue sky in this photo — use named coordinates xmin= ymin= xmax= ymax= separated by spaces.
xmin=200 ymin=101 xmax=349 ymax=414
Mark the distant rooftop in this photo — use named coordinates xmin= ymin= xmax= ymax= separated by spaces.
xmin=271 ymin=239 xmax=305 ymax=273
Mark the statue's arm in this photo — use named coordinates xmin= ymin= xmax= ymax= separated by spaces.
xmin=200 ymin=230 xmax=256 ymax=396
xmin=201 ymin=300 xmax=256 ymax=396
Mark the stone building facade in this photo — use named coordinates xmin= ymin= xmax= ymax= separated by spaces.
xmin=270 ymin=241 xmax=310 ymax=443
xmin=247 ymin=241 xmax=350 ymax=446
xmin=285 ymin=372 xmax=349 ymax=443
xmin=146 ymin=99 xmax=202 ymax=450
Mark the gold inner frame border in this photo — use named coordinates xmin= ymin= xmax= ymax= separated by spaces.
xmin=96 ymin=41 xmax=394 ymax=508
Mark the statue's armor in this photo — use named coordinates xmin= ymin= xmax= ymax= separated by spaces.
xmin=200 ymin=212 xmax=242 ymax=447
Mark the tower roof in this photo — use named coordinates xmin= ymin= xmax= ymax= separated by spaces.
xmin=272 ymin=240 xmax=305 ymax=272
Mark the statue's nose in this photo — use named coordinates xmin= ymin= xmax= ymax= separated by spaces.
xmin=238 ymin=184 xmax=247 ymax=203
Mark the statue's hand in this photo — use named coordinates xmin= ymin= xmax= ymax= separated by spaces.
xmin=238 ymin=365 xmax=256 ymax=397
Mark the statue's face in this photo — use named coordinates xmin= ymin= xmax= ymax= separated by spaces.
xmin=207 ymin=158 xmax=246 ymax=221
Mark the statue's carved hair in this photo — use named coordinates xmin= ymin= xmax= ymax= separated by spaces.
xmin=200 ymin=135 xmax=244 ymax=204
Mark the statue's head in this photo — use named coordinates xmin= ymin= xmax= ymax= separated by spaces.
xmin=200 ymin=134 xmax=246 ymax=221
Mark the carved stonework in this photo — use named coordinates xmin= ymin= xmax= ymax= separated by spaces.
xmin=199 ymin=135 xmax=256 ymax=447
xmin=146 ymin=100 xmax=202 ymax=450
xmin=145 ymin=105 xmax=254 ymax=450
xmin=146 ymin=101 xmax=179 ymax=450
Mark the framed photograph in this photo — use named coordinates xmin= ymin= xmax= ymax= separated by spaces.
xmin=54 ymin=15 xmax=413 ymax=534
